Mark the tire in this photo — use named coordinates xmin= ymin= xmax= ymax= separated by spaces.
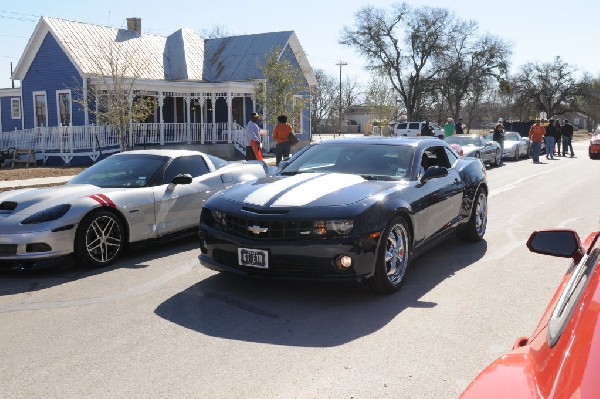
xmin=512 ymin=148 xmax=519 ymax=161
xmin=457 ymin=188 xmax=487 ymax=242
xmin=371 ymin=217 xmax=411 ymax=294
xmin=75 ymin=210 xmax=125 ymax=268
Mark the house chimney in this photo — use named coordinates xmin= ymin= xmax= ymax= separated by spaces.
xmin=126 ymin=17 xmax=141 ymax=34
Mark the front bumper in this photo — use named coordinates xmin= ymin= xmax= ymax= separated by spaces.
xmin=0 ymin=224 xmax=77 ymax=269
xmin=590 ymin=144 xmax=600 ymax=155
xmin=199 ymin=226 xmax=379 ymax=281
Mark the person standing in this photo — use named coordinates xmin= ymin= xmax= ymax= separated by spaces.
xmin=272 ymin=114 xmax=293 ymax=166
xmin=245 ymin=112 xmax=264 ymax=161
xmin=544 ymin=118 xmax=556 ymax=160
xmin=492 ymin=119 xmax=505 ymax=164
xmin=554 ymin=119 xmax=562 ymax=156
xmin=529 ymin=118 xmax=546 ymax=163
xmin=562 ymin=119 xmax=575 ymax=157
xmin=420 ymin=121 xmax=434 ymax=136
xmin=455 ymin=118 xmax=464 ymax=134
xmin=443 ymin=118 xmax=455 ymax=139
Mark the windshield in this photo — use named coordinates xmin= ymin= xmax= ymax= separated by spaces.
xmin=280 ymin=143 xmax=415 ymax=180
xmin=446 ymin=136 xmax=482 ymax=146
xmin=69 ymin=154 xmax=167 ymax=188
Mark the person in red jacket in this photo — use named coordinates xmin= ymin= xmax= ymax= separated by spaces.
xmin=272 ymin=115 xmax=293 ymax=165
xmin=529 ymin=118 xmax=546 ymax=163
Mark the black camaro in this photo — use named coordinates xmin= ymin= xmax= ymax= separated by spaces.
xmin=198 ymin=137 xmax=488 ymax=293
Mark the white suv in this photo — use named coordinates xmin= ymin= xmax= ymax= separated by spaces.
xmin=392 ymin=121 xmax=443 ymax=137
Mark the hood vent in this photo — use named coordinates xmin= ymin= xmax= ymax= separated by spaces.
xmin=0 ymin=201 xmax=17 ymax=211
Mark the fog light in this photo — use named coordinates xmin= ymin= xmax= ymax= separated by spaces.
xmin=26 ymin=243 xmax=52 ymax=253
xmin=334 ymin=255 xmax=353 ymax=270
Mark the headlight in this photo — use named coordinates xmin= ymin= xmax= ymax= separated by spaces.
xmin=22 ymin=204 xmax=71 ymax=224
xmin=212 ymin=210 xmax=226 ymax=226
xmin=313 ymin=220 xmax=354 ymax=235
xmin=592 ymin=140 xmax=600 ymax=145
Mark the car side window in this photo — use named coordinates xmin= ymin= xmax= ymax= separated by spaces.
xmin=424 ymin=146 xmax=451 ymax=169
xmin=408 ymin=122 xmax=419 ymax=130
xmin=163 ymin=156 xmax=209 ymax=183
xmin=547 ymin=242 xmax=600 ymax=347
xmin=397 ymin=123 xmax=407 ymax=130
xmin=445 ymin=148 xmax=458 ymax=165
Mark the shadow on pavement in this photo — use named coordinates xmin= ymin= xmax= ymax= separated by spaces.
xmin=155 ymin=237 xmax=487 ymax=347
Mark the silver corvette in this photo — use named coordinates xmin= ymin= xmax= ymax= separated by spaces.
xmin=0 ymin=150 xmax=268 ymax=270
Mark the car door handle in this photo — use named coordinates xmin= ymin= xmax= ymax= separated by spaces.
xmin=454 ymin=178 xmax=460 ymax=185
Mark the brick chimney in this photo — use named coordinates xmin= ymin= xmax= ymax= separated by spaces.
xmin=126 ymin=17 xmax=141 ymax=34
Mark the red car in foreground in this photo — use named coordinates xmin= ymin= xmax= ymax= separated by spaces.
xmin=460 ymin=228 xmax=600 ymax=399
xmin=590 ymin=127 xmax=600 ymax=159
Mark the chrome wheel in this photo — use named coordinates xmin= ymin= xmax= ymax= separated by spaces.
xmin=384 ymin=222 xmax=410 ymax=285
xmin=371 ymin=217 xmax=412 ymax=293
xmin=473 ymin=191 xmax=487 ymax=238
xmin=457 ymin=188 xmax=487 ymax=242
xmin=76 ymin=210 xmax=125 ymax=268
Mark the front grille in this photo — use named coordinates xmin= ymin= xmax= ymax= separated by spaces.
xmin=225 ymin=215 xmax=315 ymax=240
xmin=0 ymin=244 xmax=18 ymax=255
xmin=213 ymin=249 xmax=325 ymax=277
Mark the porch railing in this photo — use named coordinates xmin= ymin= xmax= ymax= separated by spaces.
xmin=0 ymin=123 xmax=269 ymax=164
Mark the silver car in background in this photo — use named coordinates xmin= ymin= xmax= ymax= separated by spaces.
xmin=0 ymin=150 xmax=269 ymax=270
xmin=445 ymin=135 xmax=502 ymax=166
xmin=486 ymin=131 xmax=530 ymax=161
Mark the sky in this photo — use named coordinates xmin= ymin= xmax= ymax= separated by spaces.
xmin=1 ymin=0 xmax=599 ymax=90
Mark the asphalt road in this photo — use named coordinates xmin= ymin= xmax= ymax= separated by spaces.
xmin=1 ymin=140 xmax=598 ymax=399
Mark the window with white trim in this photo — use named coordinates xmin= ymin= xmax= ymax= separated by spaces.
xmin=33 ymin=91 xmax=47 ymax=127
xmin=11 ymin=98 xmax=21 ymax=119
xmin=57 ymin=90 xmax=72 ymax=126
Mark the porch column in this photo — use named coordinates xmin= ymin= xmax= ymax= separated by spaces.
xmin=159 ymin=93 xmax=164 ymax=145
xmin=199 ymin=95 xmax=205 ymax=145
xmin=211 ymin=94 xmax=216 ymax=144
xmin=242 ymin=95 xmax=247 ymax=127
xmin=83 ymin=78 xmax=89 ymax=126
xmin=226 ymin=92 xmax=232 ymax=143
xmin=185 ymin=96 xmax=191 ymax=144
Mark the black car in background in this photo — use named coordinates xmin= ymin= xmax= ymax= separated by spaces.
xmin=198 ymin=137 xmax=488 ymax=294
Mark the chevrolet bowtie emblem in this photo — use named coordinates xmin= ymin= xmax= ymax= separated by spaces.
xmin=248 ymin=225 xmax=268 ymax=235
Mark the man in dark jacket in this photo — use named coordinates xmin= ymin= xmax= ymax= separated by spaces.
xmin=544 ymin=119 xmax=556 ymax=160
xmin=561 ymin=119 xmax=575 ymax=157
xmin=420 ymin=121 xmax=434 ymax=136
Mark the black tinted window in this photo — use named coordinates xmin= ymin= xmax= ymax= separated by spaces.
xmin=408 ymin=123 xmax=419 ymax=129
xmin=163 ymin=156 xmax=209 ymax=183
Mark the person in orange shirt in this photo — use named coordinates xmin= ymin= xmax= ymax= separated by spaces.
xmin=529 ymin=118 xmax=546 ymax=163
xmin=272 ymin=114 xmax=293 ymax=165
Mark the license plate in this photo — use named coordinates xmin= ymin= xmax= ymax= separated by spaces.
xmin=238 ymin=248 xmax=269 ymax=269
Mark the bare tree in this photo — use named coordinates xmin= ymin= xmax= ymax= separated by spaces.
xmin=340 ymin=3 xmax=455 ymax=120
xmin=575 ymin=74 xmax=600 ymax=128
xmin=310 ymin=69 xmax=337 ymax=133
xmin=74 ymin=39 xmax=156 ymax=152
xmin=364 ymin=71 xmax=396 ymax=130
xmin=512 ymin=57 xmax=580 ymax=119
xmin=199 ymin=25 xmax=232 ymax=39
xmin=435 ymin=23 xmax=511 ymax=121
xmin=255 ymin=47 xmax=309 ymax=129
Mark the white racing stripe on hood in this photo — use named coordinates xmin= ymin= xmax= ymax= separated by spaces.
xmin=272 ymin=173 xmax=365 ymax=207
xmin=245 ymin=173 xmax=317 ymax=206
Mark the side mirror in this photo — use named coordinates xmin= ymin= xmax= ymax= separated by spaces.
xmin=420 ymin=166 xmax=448 ymax=182
xmin=170 ymin=174 xmax=193 ymax=185
xmin=526 ymin=229 xmax=583 ymax=261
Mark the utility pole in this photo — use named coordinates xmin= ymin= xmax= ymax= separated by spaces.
xmin=336 ymin=61 xmax=347 ymax=138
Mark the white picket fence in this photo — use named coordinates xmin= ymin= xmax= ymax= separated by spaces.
xmin=0 ymin=122 xmax=267 ymax=164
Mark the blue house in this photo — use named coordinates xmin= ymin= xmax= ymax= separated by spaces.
xmin=0 ymin=17 xmax=316 ymax=164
